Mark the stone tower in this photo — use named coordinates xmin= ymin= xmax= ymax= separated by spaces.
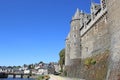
xmin=65 ymin=8 xmax=82 ymax=66
xmin=69 ymin=8 xmax=81 ymax=60
xmin=65 ymin=33 xmax=73 ymax=66
xmin=106 ymin=0 xmax=120 ymax=80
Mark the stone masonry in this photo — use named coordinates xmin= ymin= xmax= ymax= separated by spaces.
xmin=106 ymin=0 xmax=120 ymax=80
xmin=65 ymin=0 xmax=120 ymax=79
xmin=65 ymin=0 xmax=108 ymax=65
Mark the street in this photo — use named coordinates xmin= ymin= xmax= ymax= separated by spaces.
xmin=49 ymin=74 xmax=85 ymax=80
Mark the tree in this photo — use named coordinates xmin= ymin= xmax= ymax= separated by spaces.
xmin=16 ymin=66 xmax=21 ymax=69
xmin=23 ymin=64 xmax=28 ymax=67
xmin=28 ymin=64 xmax=35 ymax=69
xmin=7 ymin=66 xmax=13 ymax=69
xmin=39 ymin=61 xmax=43 ymax=64
xmin=59 ymin=48 xmax=65 ymax=72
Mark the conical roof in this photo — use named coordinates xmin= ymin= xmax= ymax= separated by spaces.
xmin=72 ymin=8 xmax=80 ymax=20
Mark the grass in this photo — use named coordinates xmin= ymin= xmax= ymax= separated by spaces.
xmin=36 ymin=75 xmax=44 ymax=80
xmin=36 ymin=75 xmax=50 ymax=80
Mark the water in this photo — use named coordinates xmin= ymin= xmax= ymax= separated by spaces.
xmin=0 ymin=78 xmax=35 ymax=80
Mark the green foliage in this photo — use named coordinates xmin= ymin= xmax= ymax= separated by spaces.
xmin=91 ymin=59 xmax=96 ymax=65
xmin=84 ymin=58 xmax=96 ymax=66
xmin=63 ymin=70 xmax=67 ymax=76
xmin=85 ymin=58 xmax=92 ymax=66
xmin=44 ymin=75 xmax=50 ymax=80
xmin=7 ymin=66 xmax=13 ymax=68
xmin=36 ymin=75 xmax=44 ymax=80
xmin=28 ymin=64 xmax=35 ymax=69
xmin=39 ymin=61 xmax=43 ymax=64
xmin=59 ymin=48 xmax=65 ymax=72
xmin=59 ymin=70 xmax=63 ymax=72
xmin=36 ymin=75 xmax=50 ymax=80
xmin=23 ymin=64 xmax=28 ymax=67
xmin=16 ymin=66 xmax=21 ymax=68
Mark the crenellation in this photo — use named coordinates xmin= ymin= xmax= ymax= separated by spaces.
xmin=91 ymin=2 xmax=101 ymax=19
xmin=100 ymin=0 xmax=107 ymax=10
xmin=81 ymin=8 xmax=107 ymax=36
xmin=84 ymin=13 xmax=91 ymax=26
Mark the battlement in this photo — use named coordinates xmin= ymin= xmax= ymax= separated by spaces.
xmin=81 ymin=8 xmax=107 ymax=36
xmin=79 ymin=1 xmax=107 ymax=36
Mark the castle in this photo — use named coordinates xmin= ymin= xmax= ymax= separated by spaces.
xmin=65 ymin=0 xmax=108 ymax=66
xmin=65 ymin=0 xmax=120 ymax=79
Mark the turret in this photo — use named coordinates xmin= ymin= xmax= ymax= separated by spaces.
xmin=72 ymin=8 xmax=80 ymax=20
xmin=69 ymin=8 xmax=81 ymax=60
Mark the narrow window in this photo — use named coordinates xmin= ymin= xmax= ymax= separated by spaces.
xmin=86 ymin=47 xmax=88 ymax=52
xmin=74 ymin=35 xmax=76 ymax=38
xmin=74 ymin=43 xmax=76 ymax=46
xmin=73 ymin=26 xmax=77 ymax=30
xmin=104 ymin=16 xmax=107 ymax=23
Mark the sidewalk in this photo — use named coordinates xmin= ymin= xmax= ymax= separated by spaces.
xmin=49 ymin=74 xmax=85 ymax=80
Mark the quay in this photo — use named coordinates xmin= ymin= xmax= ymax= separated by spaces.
xmin=0 ymin=72 xmax=32 ymax=78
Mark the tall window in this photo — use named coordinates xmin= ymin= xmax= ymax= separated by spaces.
xmin=92 ymin=12 xmax=95 ymax=20
xmin=73 ymin=34 xmax=76 ymax=38
xmin=86 ymin=47 xmax=88 ymax=52
xmin=73 ymin=26 xmax=77 ymax=30
xmin=104 ymin=16 xmax=107 ymax=23
xmin=94 ymin=24 xmax=98 ymax=34
xmin=74 ymin=43 xmax=76 ymax=46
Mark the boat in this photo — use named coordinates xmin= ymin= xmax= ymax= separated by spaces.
xmin=0 ymin=72 xmax=8 ymax=78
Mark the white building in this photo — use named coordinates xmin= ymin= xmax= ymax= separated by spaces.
xmin=37 ymin=68 xmax=48 ymax=75
xmin=24 ymin=69 xmax=30 ymax=74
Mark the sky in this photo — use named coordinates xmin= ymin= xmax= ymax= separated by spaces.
xmin=0 ymin=0 xmax=100 ymax=66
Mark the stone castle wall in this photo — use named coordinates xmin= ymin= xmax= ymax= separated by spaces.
xmin=65 ymin=0 xmax=120 ymax=79
xmin=106 ymin=0 xmax=120 ymax=80
xmin=65 ymin=0 xmax=109 ymax=64
xmin=81 ymin=13 xmax=110 ymax=58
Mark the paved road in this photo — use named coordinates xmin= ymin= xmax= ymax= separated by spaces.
xmin=49 ymin=74 xmax=85 ymax=80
